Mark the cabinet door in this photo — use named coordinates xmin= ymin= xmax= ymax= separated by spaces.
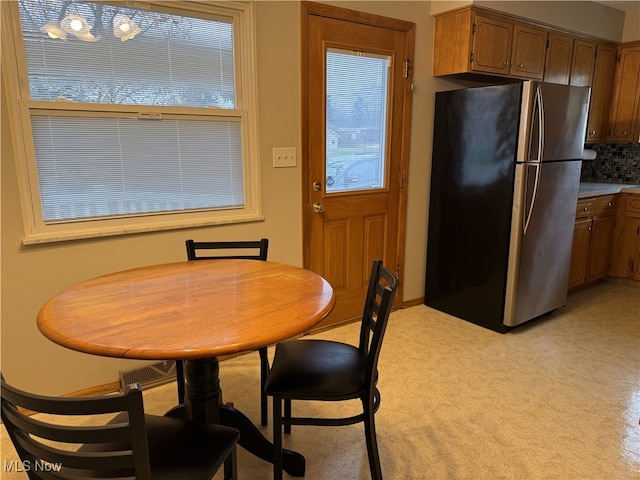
xmin=432 ymin=8 xmax=474 ymax=76
xmin=610 ymin=194 xmax=640 ymax=278
xmin=633 ymin=226 xmax=640 ymax=280
xmin=570 ymin=39 xmax=596 ymax=87
xmin=586 ymin=44 xmax=617 ymax=143
xmin=569 ymin=219 xmax=592 ymax=289
xmin=471 ymin=14 xmax=512 ymax=75
xmin=586 ymin=216 xmax=615 ymax=282
xmin=510 ymin=23 xmax=547 ymax=79
xmin=611 ymin=218 xmax=640 ymax=279
xmin=544 ymin=32 xmax=573 ymax=84
xmin=608 ymin=43 xmax=640 ymax=143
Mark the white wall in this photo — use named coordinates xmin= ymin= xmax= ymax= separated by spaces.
xmin=622 ymin=5 xmax=640 ymax=42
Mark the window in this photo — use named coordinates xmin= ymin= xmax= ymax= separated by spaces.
xmin=325 ymin=48 xmax=390 ymax=193
xmin=3 ymin=0 xmax=261 ymax=244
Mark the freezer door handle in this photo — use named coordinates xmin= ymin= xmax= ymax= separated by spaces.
xmin=527 ymin=84 xmax=544 ymax=163
xmin=535 ymin=85 xmax=544 ymax=162
xmin=522 ymin=86 xmax=544 ymax=234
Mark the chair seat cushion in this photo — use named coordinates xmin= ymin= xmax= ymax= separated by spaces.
xmin=264 ymin=339 xmax=367 ymax=400
xmin=74 ymin=414 xmax=239 ymax=480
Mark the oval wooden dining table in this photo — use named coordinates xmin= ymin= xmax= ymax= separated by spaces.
xmin=37 ymin=259 xmax=336 ymax=477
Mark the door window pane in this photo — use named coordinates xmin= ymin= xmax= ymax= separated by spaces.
xmin=325 ymin=48 xmax=389 ymax=193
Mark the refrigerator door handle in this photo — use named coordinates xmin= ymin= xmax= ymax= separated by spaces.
xmin=535 ymin=85 xmax=544 ymax=162
xmin=523 ymin=86 xmax=544 ymax=234
xmin=523 ymin=163 xmax=541 ymax=234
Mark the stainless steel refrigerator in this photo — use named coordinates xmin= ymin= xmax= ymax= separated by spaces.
xmin=424 ymin=81 xmax=590 ymax=332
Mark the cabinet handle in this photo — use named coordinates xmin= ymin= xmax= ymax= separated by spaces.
xmin=504 ymin=60 xmax=509 ymax=66
xmin=583 ymin=207 xmax=588 ymax=211
xmin=518 ymin=63 xmax=524 ymax=68
xmin=607 ymin=202 xmax=612 ymax=207
xmin=622 ymin=130 xmax=629 ymax=135
xmin=590 ymin=131 xmax=597 ymax=135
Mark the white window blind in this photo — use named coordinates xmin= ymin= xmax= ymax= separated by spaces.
xmin=325 ymin=48 xmax=389 ymax=193
xmin=7 ymin=0 xmax=260 ymax=242
xmin=32 ymin=115 xmax=244 ymax=222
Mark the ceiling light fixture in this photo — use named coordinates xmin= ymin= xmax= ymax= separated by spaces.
xmin=59 ymin=13 xmax=99 ymax=41
xmin=60 ymin=14 xmax=90 ymax=35
xmin=113 ymin=14 xmax=140 ymax=42
xmin=41 ymin=6 xmax=140 ymax=43
xmin=40 ymin=22 xmax=67 ymax=40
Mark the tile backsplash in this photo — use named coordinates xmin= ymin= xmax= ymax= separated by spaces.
xmin=581 ymin=143 xmax=640 ymax=184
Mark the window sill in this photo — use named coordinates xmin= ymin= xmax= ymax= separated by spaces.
xmin=22 ymin=212 xmax=265 ymax=245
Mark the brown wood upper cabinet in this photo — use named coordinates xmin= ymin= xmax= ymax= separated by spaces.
xmin=544 ymin=32 xmax=573 ymax=84
xmin=569 ymin=39 xmax=596 ymax=87
xmin=471 ymin=13 xmax=513 ymax=76
xmin=542 ymin=36 xmax=617 ymax=144
xmin=586 ymin=44 xmax=617 ymax=143
xmin=433 ymin=8 xmax=547 ymax=79
xmin=433 ymin=6 xmax=631 ymax=144
xmin=510 ymin=23 xmax=547 ymax=79
xmin=608 ymin=41 xmax=640 ymax=143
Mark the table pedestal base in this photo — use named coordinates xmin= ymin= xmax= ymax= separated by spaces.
xmin=167 ymin=357 xmax=305 ymax=477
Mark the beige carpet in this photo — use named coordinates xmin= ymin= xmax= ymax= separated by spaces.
xmin=2 ymin=279 xmax=639 ymax=479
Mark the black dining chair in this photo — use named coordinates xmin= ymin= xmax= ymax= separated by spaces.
xmin=182 ymin=238 xmax=270 ymax=426
xmin=264 ymin=259 xmax=398 ymax=480
xmin=1 ymin=374 xmax=240 ymax=480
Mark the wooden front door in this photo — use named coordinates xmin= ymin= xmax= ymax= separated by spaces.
xmin=301 ymin=2 xmax=414 ymax=328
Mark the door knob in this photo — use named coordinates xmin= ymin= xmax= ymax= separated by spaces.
xmin=313 ymin=202 xmax=325 ymax=213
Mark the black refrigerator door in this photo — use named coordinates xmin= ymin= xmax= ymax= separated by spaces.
xmin=425 ymin=83 xmax=521 ymax=332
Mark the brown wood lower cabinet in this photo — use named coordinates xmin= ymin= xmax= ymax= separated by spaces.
xmin=568 ymin=216 xmax=593 ymax=289
xmin=569 ymin=195 xmax=617 ymax=290
xmin=610 ymin=193 xmax=640 ymax=280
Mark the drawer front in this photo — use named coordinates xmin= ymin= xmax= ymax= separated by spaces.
xmin=594 ymin=195 xmax=617 ymax=216
xmin=624 ymin=194 xmax=640 ymax=216
xmin=576 ymin=199 xmax=595 ymax=219
xmin=624 ymin=195 xmax=640 ymax=213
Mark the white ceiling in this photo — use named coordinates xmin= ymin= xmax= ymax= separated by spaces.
xmin=592 ymin=1 xmax=639 ymax=12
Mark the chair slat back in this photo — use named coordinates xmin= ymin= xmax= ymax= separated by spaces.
xmin=185 ymin=238 xmax=269 ymax=261
xmin=358 ymin=260 xmax=398 ymax=387
xmin=1 ymin=377 xmax=151 ymax=479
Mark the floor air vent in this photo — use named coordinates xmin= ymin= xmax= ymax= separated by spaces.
xmin=119 ymin=360 xmax=177 ymax=391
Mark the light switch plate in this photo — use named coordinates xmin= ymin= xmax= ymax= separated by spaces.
xmin=273 ymin=147 xmax=297 ymax=167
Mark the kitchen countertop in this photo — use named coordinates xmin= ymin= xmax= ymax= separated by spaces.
xmin=578 ymin=182 xmax=640 ymax=198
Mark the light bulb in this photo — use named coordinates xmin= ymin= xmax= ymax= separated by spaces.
xmin=40 ymin=22 xmax=67 ymax=41
xmin=70 ymin=19 xmax=83 ymax=32
xmin=61 ymin=14 xmax=91 ymax=36
xmin=113 ymin=15 xmax=140 ymax=41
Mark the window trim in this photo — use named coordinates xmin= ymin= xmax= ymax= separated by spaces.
xmin=2 ymin=0 xmax=262 ymax=245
